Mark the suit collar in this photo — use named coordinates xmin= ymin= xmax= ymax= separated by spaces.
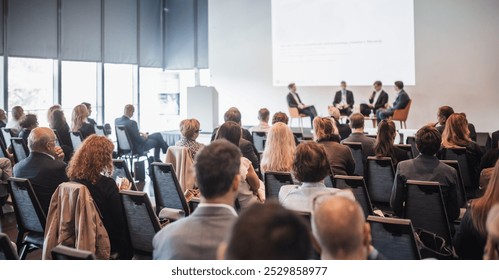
xmin=194 ymin=203 xmax=238 ymax=217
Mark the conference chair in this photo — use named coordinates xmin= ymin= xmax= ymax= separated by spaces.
xmin=292 ymin=210 xmax=320 ymax=260
xmin=367 ymin=216 xmax=421 ymax=260
xmin=151 ymin=163 xmax=190 ymax=221
xmin=440 ymin=160 xmax=468 ymax=208
xmin=0 ymin=233 xmax=19 ymax=260
xmin=333 ymin=175 xmax=374 ymax=218
xmin=395 ymin=144 xmax=414 ymax=159
xmin=288 ymin=107 xmax=307 ymax=134
xmin=441 ymin=147 xmax=478 ymax=196
xmin=343 ymin=142 xmax=365 ymax=176
xmin=120 ymin=190 xmax=161 ymax=259
xmin=112 ymin=159 xmax=138 ymax=191
xmin=391 ymin=99 xmax=412 ymax=129
xmin=476 ymin=132 xmax=491 ymax=153
xmin=366 ymin=157 xmax=395 ymax=210
xmin=405 ymin=135 xmax=420 ymax=158
xmin=10 ymin=138 xmax=29 ymax=163
xmin=70 ymin=131 xmax=83 ymax=151
xmin=0 ymin=128 xmax=13 ymax=149
xmin=252 ymin=131 xmax=267 ymax=153
xmin=115 ymin=125 xmax=147 ymax=178
xmin=7 ymin=178 xmax=46 ymax=260
xmin=0 ymin=140 xmax=8 ymax=158
xmin=51 ymin=245 xmax=96 ymax=260
xmin=94 ymin=125 xmax=106 ymax=137
xmin=263 ymin=171 xmax=294 ymax=199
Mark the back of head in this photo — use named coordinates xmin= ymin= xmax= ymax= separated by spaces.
xmin=442 ymin=113 xmax=471 ymax=147
xmin=374 ymin=120 xmax=396 ymax=157
xmin=272 ymin=112 xmax=289 ymax=125
xmin=261 ymin=122 xmax=295 ymax=173
xmin=313 ymin=117 xmax=337 ymax=141
xmin=312 ymin=196 xmax=368 ymax=260
xmin=349 ymin=113 xmax=365 ymax=129
xmin=124 ymin=104 xmax=135 ymax=117
xmin=215 ymin=121 xmax=241 ymax=146
xmin=394 ymin=80 xmax=404 ymax=90
xmin=293 ymin=141 xmax=330 ymax=183
xmin=257 ymin=108 xmax=270 ymax=122
xmin=194 ymin=139 xmax=241 ymax=199
xmin=179 ymin=118 xmax=201 ymax=140
xmin=81 ymin=102 xmax=91 ymax=110
xmin=0 ymin=109 xmax=6 ymax=121
xmin=472 ymin=160 xmax=499 ymax=235
xmin=288 ymin=83 xmax=295 ymax=90
xmin=50 ymin=110 xmax=66 ymax=129
xmin=47 ymin=104 xmax=62 ymax=123
xmin=71 ymin=104 xmax=89 ymax=131
xmin=11 ymin=106 xmax=24 ymax=120
xmin=438 ymin=106 xmax=455 ymax=121
xmin=28 ymin=127 xmax=56 ymax=153
xmin=415 ymin=125 xmax=441 ymax=156
xmin=224 ymin=107 xmax=242 ymax=124
xmin=373 ymin=80 xmax=382 ymax=87
xmin=20 ymin=114 xmax=38 ymax=129
xmin=225 ymin=202 xmax=311 ymax=259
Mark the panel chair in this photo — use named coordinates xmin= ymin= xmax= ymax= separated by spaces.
xmin=7 ymin=178 xmax=46 ymax=260
xmin=343 ymin=142 xmax=365 ymax=176
xmin=51 ymin=245 xmax=96 ymax=260
xmin=395 ymin=144 xmax=414 ymax=159
xmin=112 ymin=159 xmax=138 ymax=191
xmin=264 ymin=171 xmax=294 ymax=199
xmin=367 ymin=215 xmax=421 ymax=260
xmin=94 ymin=125 xmax=106 ymax=136
xmin=0 ymin=233 xmax=19 ymax=260
xmin=288 ymin=107 xmax=307 ymax=134
xmin=391 ymin=99 xmax=412 ymax=129
xmin=70 ymin=131 xmax=83 ymax=151
xmin=151 ymin=163 xmax=190 ymax=221
xmin=441 ymin=147 xmax=478 ymax=197
xmin=115 ymin=125 xmax=147 ymax=178
xmin=366 ymin=157 xmax=395 ymax=210
xmin=441 ymin=160 xmax=468 ymax=208
xmin=333 ymin=175 xmax=374 ymax=218
xmin=120 ymin=190 xmax=161 ymax=259
xmin=0 ymin=128 xmax=13 ymax=149
xmin=10 ymin=138 xmax=29 ymax=163
xmin=252 ymin=131 xmax=267 ymax=153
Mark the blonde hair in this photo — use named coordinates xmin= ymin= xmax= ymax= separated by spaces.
xmin=260 ymin=122 xmax=296 ymax=173
xmin=313 ymin=117 xmax=339 ymax=141
xmin=71 ymin=104 xmax=89 ymax=132
xmin=442 ymin=113 xmax=471 ymax=148
xmin=179 ymin=118 xmax=201 ymax=140
xmin=471 ymin=160 xmax=499 ymax=236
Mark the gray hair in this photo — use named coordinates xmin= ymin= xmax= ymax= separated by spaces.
xmin=28 ymin=127 xmax=55 ymax=152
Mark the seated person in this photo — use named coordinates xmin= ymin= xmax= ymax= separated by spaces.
xmin=175 ymin=118 xmax=204 ymax=159
xmin=360 ymin=81 xmax=389 ymax=117
xmin=376 ymin=81 xmax=410 ymax=122
xmin=342 ymin=113 xmax=376 ymax=158
xmin=328 ymin=106 xmax=351 ymax=140
xmin=260 ymin=122 xmax=296 ymax=174
xmin=391 ymin=125 xmax=460 ymax=222
xmin=115 ymin=104 xmax=168 ymax=161
xmin=286 ymin=83 xmax=317 ymax=127
xmin=479 ymin=149 xmax=499 ymax=188
xmin=81 ymin=102 xmax=97 ymax=126
xmin=0 ymin=109 xmax=6 ymax=128
xmin=221 ymin=202 xmax=311 ymax=260
xmin=279 ymin=141 xmax=354 ymax=213
xmin=49 ymin=109 xmax=73 ymax=161
xmin=6 ymin=105 xmax=25 ymax=135
xmin=374 ymin=120 xmax=409 ymax=166
xmin=272 ymin=111 xmax=299 ymax=146
xmin=435 ymin=106 xmax=477 ymax=141
xmin=333 ymin=81 xmax=355 ymax=116
xmin=71 ymin=104 xmax=95 ymax=139
xmin=18 ymin=114 xmax=39 ymax=145
xmin=211 ymin=107 xmax=253 ymax=143
xmin=13 ymin=127 xmax=68 ymax=214
xmin=249 ymin=108 xmax=271 ymax=133
xmin=153 ymin=140 xmax=241 ymax=259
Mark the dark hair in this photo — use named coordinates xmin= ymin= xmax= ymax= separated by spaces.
xmin=81 ymin=102 xmax=91 ymax=109
xmin=50 ymin=110 xmax=67 ymax=130
xmin=438 ymin=106 xmax=454 ymax=120
xmin=272 ymin=112 xmax=289 ymax=125
xmin=394 ymin=81 xmax=404 ymax=90
xmin=293 ymin=142 xmax=330 ymax=183
xmin=288 ymin=83 xmax=295 ymax=90
xmin=415 ymin=125 xmax=442 ymax=155
xmin=216 ymin=121 xmax=241 ymax=146
xmin=374 ymin=120 xmax=397 ymax=162
xmin=349 ymin=113 xmax=365 ymax=129
xmin=258 ymin=108 xmax=270 ymax=122
xmin=194 ymin=139 xmax=241 ymax=199
xmin=224 ymin=107 xmax=241 ymax=124
xmin=225 ymin=202 xmax=311 ymax=260
xmin=340 ymin=81 xmax=346 ymax=85
xmin=481 ymin=149 xmax=499 ymax=170
xmin=373 ymin=81 xmax=382 ymax=87
xmin=19 ymin=114 xmax=38 ymax=129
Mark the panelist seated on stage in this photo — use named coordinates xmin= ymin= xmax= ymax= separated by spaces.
xmin=333 ymin=81 xmax=355 ymax=116
xmin=376 ymin=81 xmax=410 ymax=123
xmin=286 ymin=83 xmax=317 ymax=127
xmin=360 ymin=81 xmax=389 ymax=117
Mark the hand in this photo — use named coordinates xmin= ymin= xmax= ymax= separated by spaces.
xmin=54 ymin=146 xmax=65 ymax=161
xmin=117 ymin=178 xmax=131 ymax=191
xmin=298 ymin=104 xmax=305 ymax=110
xmin=140 ymin=132 xmax=149 ymax=139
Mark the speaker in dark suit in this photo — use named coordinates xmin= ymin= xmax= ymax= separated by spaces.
xmin=377 ymin=81 xmax=410 ymax=122
xmin=286 ymin=83 xmax=317 ymax=127
xmin=333 ymin=81 xmax=355 ymax=116
xmin=360 ymin=81 xmax=389 ymax=116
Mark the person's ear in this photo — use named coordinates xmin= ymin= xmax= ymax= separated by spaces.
xmin=363 ymin=223 xmax=371 ymax=248
xmin=231 ymin=174 xmax=240 ymax=193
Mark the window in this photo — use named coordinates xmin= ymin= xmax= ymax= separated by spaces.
xmin=104 ymin=63 xmax=136 ymax=134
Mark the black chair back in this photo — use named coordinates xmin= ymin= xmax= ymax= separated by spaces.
xmin=70 ymin=132 xmax=83 ymax=151
xmin=115 ymin=125 xmax=133 ymax=155
xmin=112 ymin=159 xmax=138 ymax=191
xmin=0 ymin=128 xmax=13 ymax=148
xmin=440 ymin=160 xmax=468 ymax=208
xmin=405 ymin=136 xmax=420 ymax=158
xmin=366 ymin=157 xmax=395 ymax=205
xmin=476 ymin=132 xmax=491 ymax=152
xmin=264 ymin=171 xmax=294 ymax=199
xmin=404 ymin=180 xmax=452 ymax=244
xmin=94 ymin=125 xmax=106 ymax=136
xmin=0 ymin=140 xmax=8 ymax=158
xmin=252 ymin=131 xmax=267 ymax=153
xmin=151 ymin=163 xmax=190 ymax=217
xmin=442 ymin=147 xmax=476 ymax=191
xmin=51 ymin=245 xmax=96 ymax=260
xmin=367 ymin=215 xmax=421 ymax=260
xmin=52 ymin=129 xmax=63 ymax=147
xmin=0 ymin=233 xmax=19 ymax=260
xmin=11 ymin=138 xmax=29 ymax=163
xmin=120 ymin=190 xmax=161 ymax=257
xmin=334 ymin=175 xmax=374 ymax=218
xmin=343 ymin=142 xmax=364 ymax=176
xmin=395 ymin=144 xmax=414 ymax=159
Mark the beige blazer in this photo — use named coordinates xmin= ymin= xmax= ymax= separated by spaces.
xmin=165 ymin=146 xmax=195 ymax=192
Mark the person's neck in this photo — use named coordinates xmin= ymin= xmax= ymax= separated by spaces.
xmin=323 ymin=250 xmax=366 ymax=260
xmin=352 ymin=128 xmax=364 ymax=134
xmin=259 ymin=121 xmax=269 ymax=126
xmin=201 ymin=193 xmax=236 ymax=207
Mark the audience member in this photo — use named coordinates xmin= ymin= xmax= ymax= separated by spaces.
xmin=454 ymin=160 xmax=499 ymax=259
xmin=435 ymin=106 xmax=477 ymax=141
xmin=376 ymin=81 xmax=410 ymax=122
xmin=484 ymin=204 xmax=499 ymax=260
xmin=279 ymin=141 xmax=354 ymax=213
xmin=81 ymin=102 xmax=97 ymax=125
xmin=313 ymin=117 xmax=355 ymax=176
xmin=216 ymin=122 xmax=263 ymax=209
xmin=333 ymin=81 xmax=355 ymax=116
xmin=222 ymin=202 xmax=311 ymax=260
xmin=66 ymin=135 xmax=130 ymax=258
xmin=6 ymin=105 xmax=25 ymax=135
xmin=271 ymin=111 xmax=289 ymax=125
xmin=176 ymin=118 xmax=204 ymax=159
xmin=47 ymin=104 xmax=62 ymax=125
xmin=374 ymin=120 xmax=409 ymax=166
xmin=260 ymin=122 xmax=296 ymax=174
xmin=153 ymin=140 xmax=241 ymax=259
xmin=49 ymin=109 xmax=73 ymax=162
xmin=18 ymin=114 xmax=38 ymax=144
xmin=115 ymin=104 xmax=168 ymax=162
xmin=342 ymin=113 xmax=376 ymax=157
xmin=13 ymin=127 xmax=67 ymax=214
xmin=480 ymin=149 xmax=499 ymax=188
xmin=360 ymin=81 xmax=389 ymax=116
xmin=286 ymin=83 xmax=318 ymax=127
xmin=71 ymin=104 xmax=95 ymax=139
xmin=328 ymin=106 xmax=351 ymax=140
xmin=0 ymin=109 xmax=7 ymax=128
xmin=249 ymin=108 xmax=271 ymax=133
xmin=391 ymin=125 xmax=460 ymax=221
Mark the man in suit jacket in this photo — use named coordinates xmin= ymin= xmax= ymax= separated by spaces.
xmin=376 ymin=81 xmax=410 ymax=122
xmin=333 ymin=81 xmax=355 ymax=116
xmin=286 ymin=83 xmax=317 ymax=127
xmin=342 ymin=113 xmax=376 ymax=158
xmin=360 ymin=81 xmax=389 ymax=116
xmin=390 ymin=126 xmax=460 ymax=222
xmin=153 ymin=140 xmax=240 ymax=260
xmin=115 ymin=104 xmax=168 ymax=161
xmin=13 ymin=127 xmax=68 ymax=215
xmin=435 ymin=106 xmax=477 ymax=141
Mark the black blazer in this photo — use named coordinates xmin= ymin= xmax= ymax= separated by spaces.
xmin=79 ymin=122 xmax=96 ymax=139
xmin=87 ymin=118 xmax=97 ymax=126
xmin=286 ymin=92 xmax=304 ymax=108
xmin=115 ymin=115 xmax=146 ymax=154
xmin=211 ymin=127 xmax=253 ymax=144
xmin=369 ymin=90 xmax=389 ymax=111
xmin=13 ymin=152 xmax=69 ymax=215
xmin=333 ymin=90 xmax=354 ymax=108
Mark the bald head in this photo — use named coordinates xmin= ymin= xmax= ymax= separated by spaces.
xmin=28 ymin=127 xmax=57 ymax=155
xmin=124 ymin=104 xmax=135 ymax=117
xmin=312 ymin=196 xmax=370 ymax=260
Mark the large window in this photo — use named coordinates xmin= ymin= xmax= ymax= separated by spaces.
xmin=104 ymin=63 xmax=136 ymax=134
xmin=8 ymin=57 xmax=55 ymax=127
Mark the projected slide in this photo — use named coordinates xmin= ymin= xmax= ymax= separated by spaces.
xmin=271 ymin=0 xmax=415 ymax=86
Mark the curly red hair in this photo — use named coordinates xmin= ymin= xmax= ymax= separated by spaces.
xmin=67 ymin=135 xmax=114 ymax=185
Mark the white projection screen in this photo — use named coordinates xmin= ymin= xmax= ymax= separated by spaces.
xmin=271 ymin=0 xmax=415 ymax=86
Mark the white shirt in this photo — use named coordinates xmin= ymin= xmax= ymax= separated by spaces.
xmin=196 ymin=203 xmax=238 ymax=217
xmin=290 ymin=92 xmax=302 ymax=106
xmin=341 ymin=90 xmax=347 ymax=104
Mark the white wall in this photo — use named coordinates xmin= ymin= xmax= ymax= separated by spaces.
xmin=209 ymin=0 xmax=499 ymax=132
